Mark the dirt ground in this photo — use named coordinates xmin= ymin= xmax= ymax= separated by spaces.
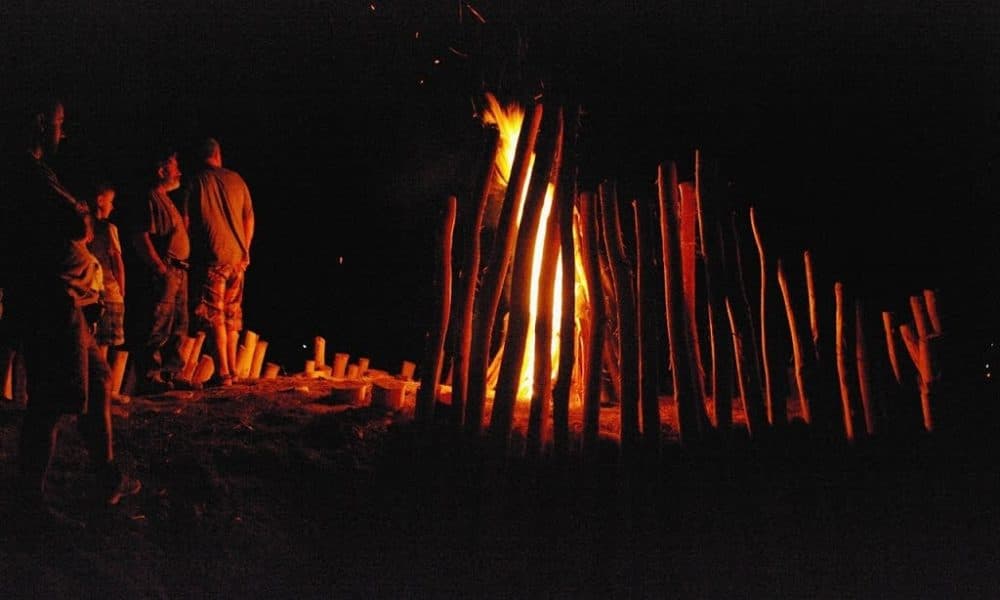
xmin=2 ymin=377 xmax=1000 ymax=598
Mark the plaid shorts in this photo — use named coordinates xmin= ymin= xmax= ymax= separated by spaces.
xmin=95 ymin=300 xmax=125 ymax=347
xmin=194 ymin=264 xmax=245 ymax=332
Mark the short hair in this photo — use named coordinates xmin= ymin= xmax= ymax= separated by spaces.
xmin=95 ymin=181 xmax=116 ymax=196
xmin=199 ymin=137 xmax=221 ymax=162
xmin=153 ymin=148 xmax=178 ymax=171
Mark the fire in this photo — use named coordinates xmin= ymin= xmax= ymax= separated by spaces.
xmin=481 ymin=94 xmax=587 ymax=405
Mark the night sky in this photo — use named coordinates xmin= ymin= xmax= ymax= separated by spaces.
xmin=2 ymin=1 xmax=998 ymax=370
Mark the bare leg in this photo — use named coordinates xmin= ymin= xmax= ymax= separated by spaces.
xmin=227 ymin=330 xmax=239 ymax=378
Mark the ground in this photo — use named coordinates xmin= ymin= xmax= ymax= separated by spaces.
xmin=2 ymin=377 xmax=999 ymax=598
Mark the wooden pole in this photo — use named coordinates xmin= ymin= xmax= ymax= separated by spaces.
xmin=490 ymin=106 xmax=564 ymax=451
xmin=882 ymin=311 xmax=903 ymax=385
xmin=855 ymin=300 xmax=875 ymax=436
xmin=835 ymin=282 xmax=855 ymax=442
xmin=466 ymin=102 xmax=544 ymax=435
xmin=749 ymin=207 xmax=777 ymax=425
xmin=313 ymin=336 xmax=326 ymax=368
xmin=658 ymin=161 xmax=701 ymax=444
xmin=417 ymin=195 xmax=458 ymax=422
xmin=678 ymin=182 xmax=707 ymax=413
xmin=804 ymin=251 xmax=820 ymax=361
xmin=452 ymin=126 xmax=502 ymax=428
xmin=600 ymin=182 xmax=640 ymax=458
xmin=923 ymin=289 xmax=942 ymax=335
xmin=776 ymin=260 xmax=811 ymax=424
xmin=634 ymin=198 xmax=661 ymax=449
xmin=725 ymin=298 xmax=754 ymax=437
xmin=909 ymin=295 xmax=935 ymax=432
xmin=579 ymin=191 xmax=606 ymax=456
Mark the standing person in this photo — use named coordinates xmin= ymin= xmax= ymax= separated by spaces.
xmin=86 ymin=182 xmax=126 ymax=358
xmin=129 ymin=150 xmax=190 ymax=393
xmin=3 ymin=98 xmax=140 ymax=507
xmin=185 ymin=138 xmax=254 ymax=386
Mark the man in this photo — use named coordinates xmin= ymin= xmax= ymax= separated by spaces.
xmin=130 ymin=151 xmax=190 ymax=392
xmin=185 ymin=138 xmax=254 ymax=386
xmin=3 ymin=98 xmax=140 ymax=507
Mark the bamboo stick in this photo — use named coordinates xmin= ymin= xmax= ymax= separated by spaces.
xmin=417 ymin=195 xmax=457 ymax=422
xmin=452 ymin=125 xmax=502 ymax=428
xmin=490 ymin=106 xmax=564 ymax=451
xmin=600 ymin=182 xmax=640 ymax=457
xmin=776 ymin=260 xmax=811 ymax=424
xmin=579 ymin=191 xmax=606 ymax=456
xmin=465 ymin=102 xmax=544 ymax=435
xmin=658 ymin=161 xmax=701 ymax=443
xmin=749 ymin=207 xmax=777 ymax=425
xmin=835 ymin=282 xmax=855 ymax=442
xmin=526 ymin=191 xmax=561 ymax=458
xmin=855 ymin=300 xmax=875 ymax=436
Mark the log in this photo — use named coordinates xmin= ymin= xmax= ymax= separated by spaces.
xmin=178 ymin=330 xmax=207 ymax=383
xmin=579 ymin=191 xmax=606 ymax=456
xmin=193 ymin=354 xmax=215 ymax=387
xmin=804 ymin=251 xmax=820 ymax=361
xmin=235 ymin=330 xmax=259 ymax=379
xmin=855 ymin=300 xmax=875 ymax=436
xmin=305 ymin=359 xmax=316 ymax=377
xmin=178 ymin=335 xmax=196 ymax=370
xmin=400 ymin=360 xmax=416 ymax=381
xmin=452 ymin=125 xmax=502 ymax=428
xmin=725 ymin=298 xmax=754 ymax=437
xmin=834 ymin=282 xmax=855 ymax=442
xmin=109 ymin=349 xmax=129 ymax=396
xmin=658 ymin=161 xmax=702 ymax=443
xmin=882 ymin=311 xmax=903 ymax=385
xmin=249 ymin=340 xmax=268 ymax=380
xmin=466 ymin=102 xmax=544 ymax=435
xmin=357 ymin=357 xmax=370 ymax=375
xmin=776 ymin=260 xmax=811 ymax=424
xmin=749 ymin=207 xmax=777 ymax=425
xmin=417 ymin=195 xmax=457 ymax=422
xmin=313 ymin=336 xmax=326 ymax=368
xmin=262 ymin=362 xmax=280 ymax=379
xmin=331 ymin=352 xmax=350 ymax=379
xmin=633 ymin=198 xmax=661 ymax=448
xmin=490 ymin=105 xmax=564 ymax=452
xmin=923 ymin=289 xmax=942 ymax=335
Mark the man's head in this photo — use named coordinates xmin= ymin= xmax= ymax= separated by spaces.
xmin=91 ymin=182 xmax=116 ymax=219
xmin=27 ymin=98 xmax=66 ymax=158
xmin=155 ymin=152 xmax=182 ymax=193
xmin=200 ymin=137 xmax=222 ymax=168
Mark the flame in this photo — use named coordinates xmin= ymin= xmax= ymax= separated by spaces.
xmin=481 ymin=95 xmax=587 ymax=406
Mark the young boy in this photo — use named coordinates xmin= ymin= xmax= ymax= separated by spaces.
xmin=86 ymin=183 xmax=126 ymax=363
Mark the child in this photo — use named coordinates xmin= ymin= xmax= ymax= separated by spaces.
xmin=86 ymin=183 xmax=126 ymax=363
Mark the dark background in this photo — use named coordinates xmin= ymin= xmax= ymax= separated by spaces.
xmin=2 ymin=0 xmax=998 ymax=373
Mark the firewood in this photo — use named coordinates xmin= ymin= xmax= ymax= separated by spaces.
xmin=882 ymin=312 xmax=903 ymax=385
xmin=835 ymin=282 xmax=855 ymax=442
xmin=109 ymin=349 xmax=129 ymax=397
xmin=633 ymin=198 xmax=661 ymax=448
xmin=305 ymin=359 xmax=316 ymax=377
xmin=193 ymin=354 xmax=215 ymax=388
xmin=466 ymin=102 xmax=544 ymax=435
xmin=804 ymin=251 xmax=820 ymax=361
xmin=855 ymin=300 xmax=875 ymax=436
xmin=776 ymin=260 xmax=811 ymax=424
xmin=400 ymin=360 xmax=416 ymax=381
xmin=262 ymin=362 xmax=280 ymax=380
xmin=178 ymin=335 xmax=196 ymax=370
xmin=179 ymin=330 xmax=206 ymax=383
xmin=526 ymin=188 xmax=560 ymax=458
xmin=579 ymin=190 xmax=606 ymax=456
xmin=313 ymin=336 xmax=326 ymax=368
xmin=357 ymin=357 xmax=370 ymax=375
xmin=749 ymin=207 xmax=778 ymax=425
xmin=417 ymin=195 xmax=457 ymax=422
xmin=332 ymin=352 xmax=350 ymax=379
xmin=346 ymin=364 xmax=359 ymax=379
xmin=491 ymin=105 xmax=564 ymax=452
xmin=249 ymin=340 xmax=268 ymax=380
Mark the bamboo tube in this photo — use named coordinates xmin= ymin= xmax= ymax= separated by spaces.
xmin=725 ymin=298 xmax=753 ymax=437
xmin=599 ymin=182 xmax=639 ymax=457
xmin=357 ymin=357 xmax=370 ymax=374
xmin=262 ymin=362 xmax=280 ymax=379
xmin=882 ymin=312 xmax=903 ymax=385
xmin=193 ymin=354 xmax=215 ymax=387
xmin=633 ymin=198 xmax=661 ymax=448
xmin=346 ymin=364 xmax=359 ymax=379
xmin=552 ymin=111 xmax=579 ymax=458
xmin=452 ymin=126 xmax=501 ymax=428
xmin=923 ymin=289 xmax=942 ymax=335
xmin=777 ymin=260 xmax=811 ymax=424
xmin=579 ymin=191 xmax=606 ymax=455
xmin=233 ymin=329 xmax=260 ymax=379
xmin=490 ymin=105 xmax=564 ymax=451
xmin=304 ymin=359 xmax=316 ymax=377
xmin=109 ymin=349 xmax=129 ymax=396
xmin=400 ymin=360 xmax=416 ymax=381
xmin=526 ymin=190 xmax=561 ymax=458
xmin=178 ymin=335 xmax=196 ymax=370
xmin=835 ymin=282 xmax=855 ymax=442
xmin=249 ymin=340 xmax=268 ymax=380
xmin=417 ymin=195 xmax=457 ymax=422
xmin=804 ymin=251 xmax=820 ymax=360
xmin=313 ymin=336 xmax=326 ymax=368
xmin=899 ymin=324 xmax=920 ymax=371
xmin=855 ymin=300 xmax=875 ymax=436
xmin=658 ymin=161 xmax=702 ymax=443
xmin=749 ymin=207 xmax=776 ymax=425
xmin=331 ymin=354 xmax=350 ymax=378
xmin=179 ymin=330 xmax=207 ymax=382
xmin=466 ymin=102 xmax=544 ymax=435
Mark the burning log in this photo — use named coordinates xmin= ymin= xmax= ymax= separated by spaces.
xmin=834 ymin=282 xmax=856 ymax=442
xmin=262 ymin=362 xmax=280 ymax=380
xmin=332 ymin=352 xmax=350 ymax=379
xmin=578 ymin=190 xmax=606 ymax=455
xmin=451 ymin=125 xmax=501 ymax=428
xmin=465 ymin=102 xmax=543 ymax=435
xmin=658 ymin=161 xmax=702 ymax=443
xmin=725 ymin=297 xmax=757 ymax=437
xmin=178 ymin=330 xmax=207 ymax=384
xmin=855 ymin=300 xmax=875 ymax=436
xmin=193 ymin=354 xmax=215 ymax=388
xmin=600 ymin=182 xmax=640 ymax=456
xmin=491 ymin=104 xmax=564 ymax=451
xmin=304 ymin=359 xmax=316 ymax=377
xmin=749 ymin=207 xmax=778 ymax=425
xmin=400 ymin=360 xmax=417 ymax=381
xmin=417 ymin=195 xmax=457 ymax=422
xmin=776 ymin=259 xmax=812 ymax=424
xmin=313 ymin=336 xmax=326 ymax=368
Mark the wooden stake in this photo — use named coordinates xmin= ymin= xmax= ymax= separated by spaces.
xmin=855 ymin=300 xmax=875 ymax=436
xmin=749 ymin=207 xmax=776 ymax=425
xmin=262 ymin=362 xmax=280 ymax=379
xmin=776 ymin=260 xmax=811 ymax=424
xmin=417 ymin=195 xmax=458 ymax=422
xmin=835 ymin=282 xmax=855 ymax=442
